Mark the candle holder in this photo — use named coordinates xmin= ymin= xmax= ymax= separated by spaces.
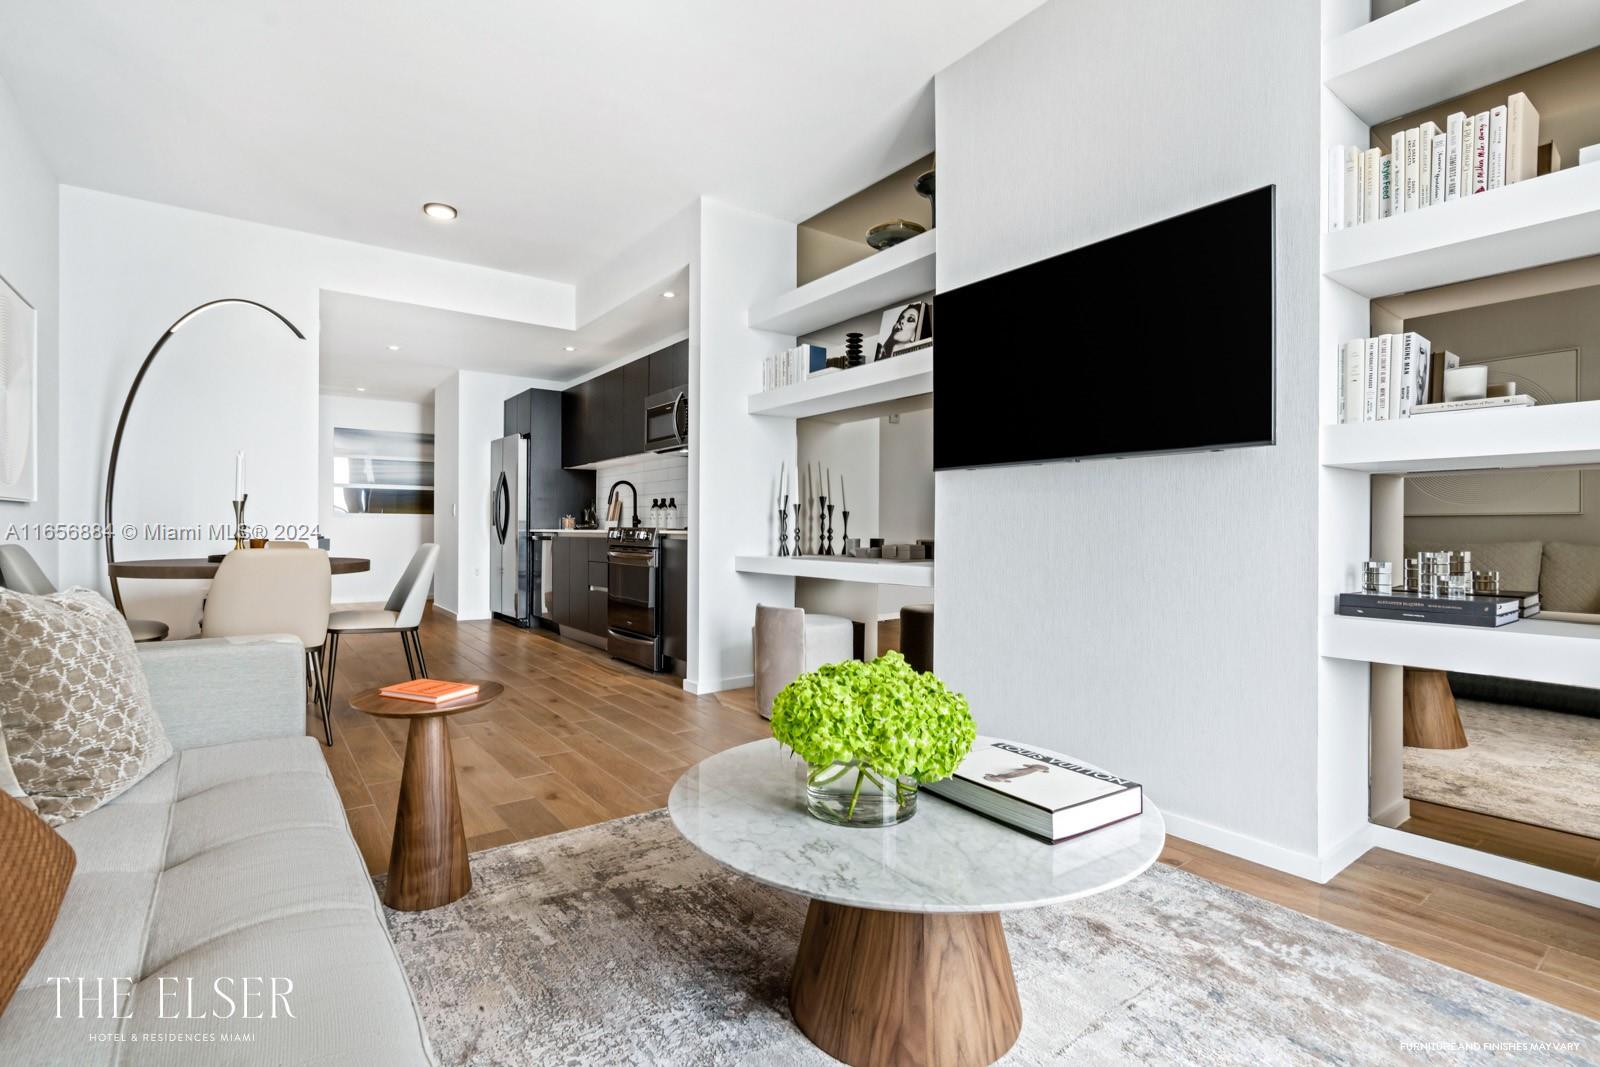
xmin=825 ymin=504 xmax=835 ymax=556
xmin=841 ymin=510 xmax=850 ymax=552
xmin=793 ymin=503 xmax=803 ymax=556
xmin=817 ymin=496 xmax=827 ymax=557
xmin=232 ymin=495 xmax=249 ymax=551
xmin=778 ymin=503 xmax=790 ymax=557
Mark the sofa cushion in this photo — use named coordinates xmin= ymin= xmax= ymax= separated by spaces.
xmin=0 ymin=792 xmax=76 ymax=1014
xmin=0 ymin=587 xmax=172 ymax=825
xmin=1540 ymin=542 xmax=1600 ymax=613
xmin=1 ymin=736 xmax=433 ymax=1064
xmin=0 ymin=728 xmax=35 ymax=812
xmin=1404 ymin=540 xmax=1543 ymax=593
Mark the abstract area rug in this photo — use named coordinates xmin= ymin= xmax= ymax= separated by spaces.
xmin=1406 ymin=699 xmax=1600 ymax=838
xmin=382 ymin=811 xmax=1595 ymax=1065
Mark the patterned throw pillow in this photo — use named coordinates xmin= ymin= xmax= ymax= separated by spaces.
xmin=0 ymin=588 xmax=172 ymax=826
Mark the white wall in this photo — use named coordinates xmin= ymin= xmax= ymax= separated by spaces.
xmin=319 ymin=393 xmax=434 ymax=605
xmin=934 ymin=0 xmax=1325 ymax=867
xmin=596 ymin=453 xmax=689 ymax=528
xmin=689 ymin=199 xmax=797 ymax=692
xmin=56 ymin=187 xmax=571 ymax=634
xmin=432 ymin=369 xmax=560 ymax=620
xmin=877 ymin=408 xmax=935 ymax=618
xmin=0 ymin=73 xmax=60 ymax=581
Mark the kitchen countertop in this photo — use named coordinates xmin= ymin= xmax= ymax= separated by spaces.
xmin=530 ymin=528 xmax=688 ymax=538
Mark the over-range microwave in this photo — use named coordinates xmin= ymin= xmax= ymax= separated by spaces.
xmin=644 ymin=387 xmax=689 ymax=453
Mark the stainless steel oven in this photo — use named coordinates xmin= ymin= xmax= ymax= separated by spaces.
xmin=644 ymin=387 xmax=688 ymax=453
xmin=606 ymin=527 xmax=664 ymax=671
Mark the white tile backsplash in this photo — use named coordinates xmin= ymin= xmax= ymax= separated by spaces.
xmin=597 ymin=454 xmax=690 ymax=528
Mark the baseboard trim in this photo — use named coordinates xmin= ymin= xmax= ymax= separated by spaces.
xmin=1161 ymin=811 xmax=1325 ymax=882
xmin=1369 ymin=824 xmax=1600 ymax=908
xmin=1369 ymin=797 xmax=1411 ymax=829
xmin=430 ymin=603 xmax=458 ymax=620
xmin=1315 ymin=824 xmax=1375 ymax=883
xmin=683 ymin=673 xmax=754 ymax=696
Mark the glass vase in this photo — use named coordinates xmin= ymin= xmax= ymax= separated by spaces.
xmin=804 ymin=760 xmax=917 ymax=827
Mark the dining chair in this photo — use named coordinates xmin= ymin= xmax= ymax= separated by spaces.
xmin=322 ymin=544 xmax=438 ymax=700
xmin=201 ymin=548 xmax=334 ymax=745
xmin=0 ymin=543 xmax=170 ymax=643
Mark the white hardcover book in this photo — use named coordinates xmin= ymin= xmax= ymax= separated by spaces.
xmin=1342 ymin=340 xmax=1365 ymax=424
xmin=1418 ymin=122 xmax=1440 ymax=207
xmin=1364 ymin=337 xmax=1380 ymax=422
xmin=1328 ymin=145 xmax=1344 ymax=231
xmin=922 ymin=737 xmax=1144 ymax=844
xmin=1391 ymin=132 xmax=1407 ymax=215
xmin=1336 ymin=341 xmax=1348 ymax=422
xmin=1413 ymin=334 xmax=1433 ymax=413
xmin=1429 ymin=133 xmax=1446 ymax=205
xmin=1489 ymin=105 xmax=1508 ymax=189
xmin=1446 ymin=112 xmax=1466 ymax=200
xmin=1396 ymin=333 xmax=1415 ymax=418
xmin=1472 ymin=111 xmax=1490 ymax=194
xmin=1506 ymin=92 xmax=1539 ymax=184
xmin=1413 ymin=395 xmax=1537 ymax=415
xmin=1375 ymin=334 xmax=1393 ymax=421
xmin=1380 ymin=155 xmax=1393 ymax=218
xmin=1404 ymin=127 xmax=1421 ymax=211
xmin=1344 ymin=147 xmax=1361 ymax=228
xmin=1363 ymin=148 xmax=1382 ymax=222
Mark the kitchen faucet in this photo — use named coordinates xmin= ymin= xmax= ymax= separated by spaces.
xmin=606 ymin=480 xmax=641 ymax=528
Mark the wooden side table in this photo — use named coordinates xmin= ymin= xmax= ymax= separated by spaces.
xmin=1402 ymin=668 xmax=1468 ymax=749
xmin=350 ymin=681 xmax=503 ymax=910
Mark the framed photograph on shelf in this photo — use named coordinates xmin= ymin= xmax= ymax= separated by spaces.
xmin=875 ymin=300 xmax=933 ymax=361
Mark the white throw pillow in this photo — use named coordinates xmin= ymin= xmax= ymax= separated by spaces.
xmin=0 ymin=587 xmax=172 ymax=825
xmin=0 ymin=729 xmax=35 ymax=812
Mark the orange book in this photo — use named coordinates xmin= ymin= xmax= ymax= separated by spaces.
xmin=379 ymin=679 xmax=480 ymax=704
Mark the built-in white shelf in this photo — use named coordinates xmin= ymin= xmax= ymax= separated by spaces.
xmin=1321 ymin=613 xmax=1600 ymax=689
xmin=1324 ymin=0 xmax=1600 ymax=125
xmin=748 ymin=348 xmax=932 ymax=421
xmin=1323 ymin=164 xmax=1600 ymax=297
xmin=1321 ymin=399 xmax=1600 ymax=473
xmin=748 ymin=230 xmax=935 ymax=336
xmin=734 ymin=555 xmax=934 ymax=588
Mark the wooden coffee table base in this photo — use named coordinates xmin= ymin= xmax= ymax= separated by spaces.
xmin=386 ymin=715 xmax=471 ymax=911
xmin=789 ymin=900 xmax=1022 ymax=1067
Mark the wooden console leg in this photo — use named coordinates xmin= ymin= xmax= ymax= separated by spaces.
xmin=1403 ymin=667 xmax=1468 ymax=750
xmin=385 ymin=714 xmax=471 ymax=910
xmin=789 ymin=900 xmax=1022 ymax=1067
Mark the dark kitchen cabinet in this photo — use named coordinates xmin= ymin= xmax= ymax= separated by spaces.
xmin=587 ymin=561 xmax=610 ymax=637
xmin=620 ymin=357 xmax=648 ymax=457
xmin=566 ymin=539 xmax=592 ymax=633
xmin=551 ymin=534 xmax=574 ymax=629
xmin=648 ymin=340 xmax=688 ymax=396
xmin=663 ymin=535 xmax=687 ymax=675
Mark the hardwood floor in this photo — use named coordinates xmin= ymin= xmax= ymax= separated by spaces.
xmin=314 ymin=609 xmax=1600 ymax=1020
xmin=1400 ymin=798 xmax=1600 ymax=881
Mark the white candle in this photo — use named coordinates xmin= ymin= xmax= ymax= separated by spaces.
xmin=235 ymin=451 xmax=245 ymax=499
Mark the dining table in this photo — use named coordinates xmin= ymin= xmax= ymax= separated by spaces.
xmin=107 ymin=556 xmax=371 ymax=579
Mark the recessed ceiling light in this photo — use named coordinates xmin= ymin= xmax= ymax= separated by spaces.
xmin=662 ymin=290 xmax=676 ymax=299
xmin=356 ymin=386 xmax=366 ymax=392
xmin=387 ymin=344 xmax=401 ymax=351
xmin=421 ymin=202 xmax=458 ymax=221
xmin=564 ymin=345 xmax=576 ymax=352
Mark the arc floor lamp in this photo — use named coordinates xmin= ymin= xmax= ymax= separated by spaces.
xmin=104 ymin=298 xmax=306 ymax=615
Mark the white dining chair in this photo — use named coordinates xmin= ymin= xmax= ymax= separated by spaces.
xmin=322 ymin=544 xmax=439 ymax=700
xmin=0 ymin=543 xmax=170 ymax=643
xmin=201 ymin=548 xmax=334 ymax=744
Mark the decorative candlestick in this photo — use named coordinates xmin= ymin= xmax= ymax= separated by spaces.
xmin=232 ymin=494 xmax=249 ymax=550
xmin=778 ymin=498 xmax=790 ymax=556
xmin=792 ymin=503 xmax=803 ymax=556
xmin=817 ymin=495 xmax=828 ymax=557
xmin=825 ymin=504 xmax=835 ymax=555
xmin=841 ymin=510 xmax=850 ymax=553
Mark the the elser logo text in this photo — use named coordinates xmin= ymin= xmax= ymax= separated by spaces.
xmin=47 ymin=977 xmax=295 ymax=1020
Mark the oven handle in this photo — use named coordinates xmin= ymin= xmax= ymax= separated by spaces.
xmin=607 ymin=550 xmax=656 ymax=566
xmin=589 ymin=584 xmax=608 ymax=593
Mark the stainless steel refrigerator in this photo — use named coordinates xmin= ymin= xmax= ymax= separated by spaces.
xmin=490 ymin=434 xmax=529 ymax=624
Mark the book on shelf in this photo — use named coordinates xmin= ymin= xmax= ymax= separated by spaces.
xmin=1339 ymin=339 xmax=1365 ymax=424
xmin=1363 ymin=336 xmax=1380 ymax=422
xmin=1329 ymin=95 xmax=1540 ymax=231
xmin=1412 ymin=394 xmax=1536 ymax=414
xmin=1374 ymin=334 xmax=1392 ymax=421
xmin=763 ymin=344 xmax=826 ymax=391
xmin=378 ymin=678 xmax=481 ymax=704
xmin=1336 ymin=592 xmax=1521 ymax=628
xmin=1339 ymin=333 xmax=1437 ymax=423
xmin=923 ymin=737 xmax=1143 ymax=844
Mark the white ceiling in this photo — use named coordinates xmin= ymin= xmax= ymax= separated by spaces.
xmin=320 ymin=268 xmax=687 ymax=403
xmin=0 ymin=1 xmax=1044 ymax=282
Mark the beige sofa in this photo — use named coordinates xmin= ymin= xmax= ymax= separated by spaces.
xmin=0 ymin=637 xmax=434 ymax=1064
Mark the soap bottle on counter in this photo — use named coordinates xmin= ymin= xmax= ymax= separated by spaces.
xmin=666 ymin=498 xmax=679 ymax=529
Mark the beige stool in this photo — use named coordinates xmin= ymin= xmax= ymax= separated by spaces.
xmin=753 ymin=605 xmax=855 ymax=719
xmin=900 ymin=603 xmax=934 ymax=673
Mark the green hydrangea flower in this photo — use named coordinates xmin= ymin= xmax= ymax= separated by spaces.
xmin=769 ymin=650 xmax=976 ymax=782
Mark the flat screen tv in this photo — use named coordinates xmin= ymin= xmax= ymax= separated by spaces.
xmin=933 ymin=185 xmax=1274 ymax=470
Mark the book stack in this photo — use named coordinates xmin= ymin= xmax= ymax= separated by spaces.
xmin=1337 ymin=332 xmax=1436 ymax=423
xmin=923 ymin=737 xmax=1143 ymax=844
xmin=763 ymin=344 xmax=827 ymax=390
xmin=378 ymin=678 xmax=481 ymax=704
xmin=1328 ymin=92 xmax=1541 ymax=231
xmin=1335 ymin=590 xmax=1525 ymax=628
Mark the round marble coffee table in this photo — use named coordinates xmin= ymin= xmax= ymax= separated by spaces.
xmin=668 ymin=739 xmax=1166 ymax=1067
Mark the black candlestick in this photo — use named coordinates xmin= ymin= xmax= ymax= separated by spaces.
xmin=825 ymin=504 xmax=835 ymax=555
xmin=817 ymin=496 xmax=827 ymax=557
xmin=841 ymin=510 xmax=850 ymax=554
xmin=777 ymin=503 xmax=790 ymax=556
